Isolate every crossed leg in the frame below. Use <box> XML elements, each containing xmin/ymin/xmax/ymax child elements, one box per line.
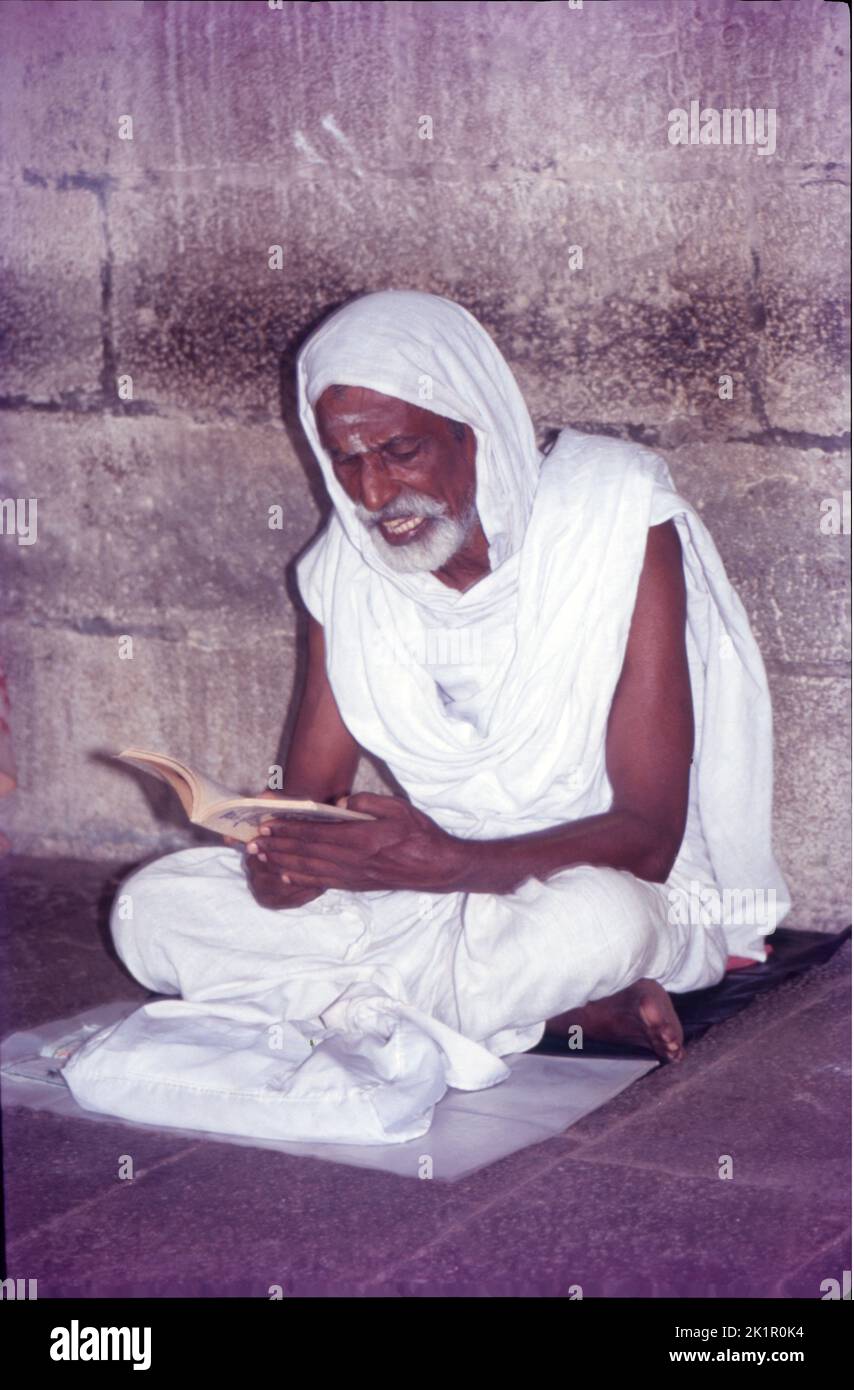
<box><xmin>455</xmin><ymin>862</ymin><xmax>729</xmax><ymax>1062</ymax></box>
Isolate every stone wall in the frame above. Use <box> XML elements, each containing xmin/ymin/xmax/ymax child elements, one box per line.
<box><xmin>0</xmin><ymin>0</ymin><xmax>849</xmax><ymax>928</ymax></box>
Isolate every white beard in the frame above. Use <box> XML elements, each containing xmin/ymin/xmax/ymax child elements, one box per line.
<box><xmin>353</xmin><ymin>487</ymin><xmax>479</xmax><ymax>574</ymax></box>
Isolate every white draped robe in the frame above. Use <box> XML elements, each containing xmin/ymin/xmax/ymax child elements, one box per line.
<box><xmin>63</xmin><ymin>292</ymin><xmax>789</xmax><ymax>1144</ymax></box>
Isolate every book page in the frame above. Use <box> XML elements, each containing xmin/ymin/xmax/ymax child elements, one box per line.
<box><xmin>118</xmin><ymin>748</ymin><xmax>239</xmax><ymax>820</ymax></box>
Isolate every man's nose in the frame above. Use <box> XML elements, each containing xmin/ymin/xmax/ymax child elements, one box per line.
<box><xmin>359</xmin><ymin>453</ymin><xmax>398</xmax><ymax>512</ymax></box>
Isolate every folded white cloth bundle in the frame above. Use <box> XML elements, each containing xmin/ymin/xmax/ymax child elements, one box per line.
<box><xmin>63</xmin><ymin>291</ymin><xmax>789</xmax><ymax>1145</ymax></box>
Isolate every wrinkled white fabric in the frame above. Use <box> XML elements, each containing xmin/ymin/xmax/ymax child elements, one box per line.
<box><xmin>295</xmin><ymin>291</ymin><xmax>790</xmax><ymax>956</ymax></box>
<box><xmin>63</xmin><ymin>290</ymin><xmax>790</xmax><ymax>1146</ymax></box>
<box><xmin>63</xmin><ymin>845</ymin><xmax>727</xmax><ymax>1144</ymax></box>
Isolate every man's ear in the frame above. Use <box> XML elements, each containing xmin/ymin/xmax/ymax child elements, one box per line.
<box><xmin>465</xmin><ymin>422</ymin><xmax>477</xmax><ymax>463</ymax></box>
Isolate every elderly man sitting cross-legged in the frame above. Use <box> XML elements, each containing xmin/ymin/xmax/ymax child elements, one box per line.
<box><xmin>63</xmin><ymin>290</ymin><xmax>789</xmax><ymax>1146</ymax></box>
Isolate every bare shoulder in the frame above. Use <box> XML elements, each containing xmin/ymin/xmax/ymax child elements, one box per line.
<box><xmin>645</xmin><ymin>517</ymin><xmax>683</xmax><ymax>565</ymax></box>
<box><xmin>635</xmin><ymin>519</ymin><xmax>686</xmax><ymax>605</ymax></box>
<box><xmin>622</xmin><ymin>519</ymin><xmax>688</xmax><ymax>674</ymax></box>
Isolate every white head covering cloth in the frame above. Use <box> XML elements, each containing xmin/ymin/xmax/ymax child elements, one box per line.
<box><xmin>296</xmin><ymin>289</ymin><xmax>541</xmax><ymax>616</ymax></box>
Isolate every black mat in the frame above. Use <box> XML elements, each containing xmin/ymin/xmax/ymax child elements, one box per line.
<box><xmin>530</xmin><ymin>926</ymin><xmax>852</xmax><ymax>1061</ymax></box>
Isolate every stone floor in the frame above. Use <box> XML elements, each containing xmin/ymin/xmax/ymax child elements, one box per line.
<box><xmin>0</xmin><ymin>855</ymin><xmax>850</xmax><ymax>1298</ymax></box>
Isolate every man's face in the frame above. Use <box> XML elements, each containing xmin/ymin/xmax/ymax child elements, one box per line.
<box><xmin>314</xmin><ymin>384</ymin><xmax>482</xmax><ymax>575</ymax></box>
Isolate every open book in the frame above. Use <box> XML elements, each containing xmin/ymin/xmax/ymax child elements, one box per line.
<box><xmin>116</xmin><ymin>748</ymin><xmax>375</xmax><ymax>843</ymax></box>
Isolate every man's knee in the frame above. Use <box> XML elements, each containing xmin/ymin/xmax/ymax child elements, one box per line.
<box><xmin>587</xmin><ymin>866</ymin><xmax>669</xmax><ymax>982</ymax></box>
<box><xmin>530</xmin><ymin>863</ymin><xmax>669</xmax><ymax>996</ymax></box>
<box><xmin>579</xmin><ymin>866</ymin><xmax>729</xmax><ymax>996</ymax></box>
<box><xmin>109</xmin><ymin>853</ymin><xmax>188</xmax><ymax>993</ymax></box>
<box><xmin>109</xmin><ymin>846</ymin><xmax>248</xmax><ymax>992</ymax></box>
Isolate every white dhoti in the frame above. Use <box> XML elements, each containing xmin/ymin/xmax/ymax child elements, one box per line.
<box><xmin>63</xmin><ymin>846</ymin><xmax>729</xmax><ymax>1145</ymax></box>
<box><xmin>64</xmin><ymin>291</ymin><xmax>789</xmax><ymax>1145</ymax></box>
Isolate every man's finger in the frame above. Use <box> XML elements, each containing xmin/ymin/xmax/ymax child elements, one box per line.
<box><xmin>252</xmin><ymin>856</ymin><xmax>344</xmax><ymax>892</ymax></box>
<box><xmin>259</xmin><ymin>829</ymin><xmax>365</xmax><ymax>862</ymax></box>
<box><xmin>247</xmin><ymin>868</ymin><xmax>286</xmax><ymax>896</ymax></box>
<box><xmin>247</xmin><ymin>854</ymin><xmax>332</xmax><ymax>892</ymax></box>
<box><xmin>259</xmin><ymin>817</ymin><xmax>373</xmax><ymax>846</ymax></box>
<box><xmin>345</xmin><ymin>792</ymin><xmax>401</xmax><ymax>816</ymax></box>
<box><xmin>261</xmin><ymin>845</ymin><xmax>357</xmax><ymax>881</ymax></box>
<box><xmin>247</xmin><ymin>866</ymin><xmax>324</xmax><ymax>906</ymax></box>
<box><xmin>246</xmin><ymin>858</ymin><xmax>291</xmax><ymax>887</ymax></box>
<box><xmin>250</xmin><ymin>850</ymin><xmax>355</xmax><ymax>890</ymax></box>
<box><xmin>276</xmin><ymin>868</ymin><xmax>352</xmax><ymax>890</ymax></box>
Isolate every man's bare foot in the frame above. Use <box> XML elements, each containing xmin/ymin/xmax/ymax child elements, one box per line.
<box><xmin>545</xmin><ymin>979</ymin><xmax>685</xmax><ymax>1063</ymax></box>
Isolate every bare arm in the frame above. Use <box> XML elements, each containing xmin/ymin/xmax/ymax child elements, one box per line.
<box><xmin>454</xmin><ymin>518</ymin><xmax>694</xmax><ymax>890</ymax></box>
<box><xmin>279</xmin><ymin>615</ymin><xmax>361</xmax><ymax>804</ymax></box>
<box><xmin>245</xmin><ymin>615</ymin><xmax>361</xmax><ymax>909</ymax></box>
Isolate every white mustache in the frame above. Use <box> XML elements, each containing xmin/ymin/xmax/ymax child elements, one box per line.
<box><xmin>354</xmin><ymin>494</ymin><xmax>448</xmax><ymax>526</ymax></box>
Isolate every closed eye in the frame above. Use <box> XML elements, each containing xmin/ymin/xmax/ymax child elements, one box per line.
<box><xmin>330</xmin><ymin>437</ymin><xmax>423</xmax><ymax>464</ymax></box>
<box><xmin>385</xmin><ymin>443</ymin><xmax>421</xmax><ymax>461</ymax></box>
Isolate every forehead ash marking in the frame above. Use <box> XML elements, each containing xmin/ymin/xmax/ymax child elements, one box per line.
<box><xmin>339</xmin><ymin>430</ymin><xmax>370</xmax><ymax>453</ymax></box>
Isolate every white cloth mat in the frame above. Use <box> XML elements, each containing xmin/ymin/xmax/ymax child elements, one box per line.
<box><xmin>1</xmin><ymin>1000</ymin><xmax>657</xmax><ymax>1182</ymax></box>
